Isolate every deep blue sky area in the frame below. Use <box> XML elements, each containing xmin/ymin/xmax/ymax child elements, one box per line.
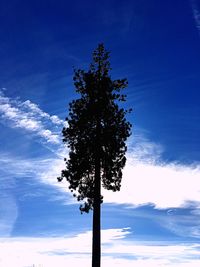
<box><xmin>0</xmin><ymin>0</ymin><xmax>199</xmax><ymax>162</ymax></box>
<box><xmin>0</xmin><ymin>1</ymin><xmax>200</xmax><ymax>266</ymax></box>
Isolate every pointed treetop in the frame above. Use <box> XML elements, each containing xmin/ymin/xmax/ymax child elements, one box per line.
<box><xmin>90</xmin><ymin>43</ymin><xmax>111</xmax><ymax>77</ymax></box>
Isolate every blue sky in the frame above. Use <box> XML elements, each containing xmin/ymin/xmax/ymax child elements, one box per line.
<box><xmin>0</xmin><ymin>0</ymin><xmax>200</xmax><ymax>266</ymax></box>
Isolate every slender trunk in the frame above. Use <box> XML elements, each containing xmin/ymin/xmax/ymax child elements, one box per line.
<box><xmin>92</xmin><ymin>168</ymin><xmax>101</xmax><ymax>267</ymax></box>
<box><xmin>92</xmin><ymin>120</ymin><xmax>101</xmax><ymax>267</ymax></box>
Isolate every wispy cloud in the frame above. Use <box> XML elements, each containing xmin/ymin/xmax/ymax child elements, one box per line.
<box><xmin>0</xmin><ymin>155</ymin><xmax>68</xmax><ymax>197</ymax></box>
<box><xmin>0</xmin><ymin>155</ymin><xmax>68</xmax><ymax>237</ymax></box>
<box><xmin>5</xmin><ymin>140</ymin><xmax>200</xmax><ymax>212</ymax></box>
<box><xmin>0</xmin><ymin>88</ymin><xmax>65</xmax><ymax>145</ymax></box>
<box><xmin>34</xmin><ymin>132</ymin><xmax>200</xmax><ymax>212</ymax></box>
<box><xmin>1</xmin><ymin>88</ymin><xmax>200</xmax><ymax>240</ymax></box>
<box><xmin>190</xmin><ymin>0</ymin><xmax>200</xmax><ymax>35</ymax></box>
<box><xmin>157</xmin><ymin>205</ymin><xmax>200</xmax><ymax>239</ymax></box>
<box><xmin>0</xmin><ymin>88</ymin><xmax>67</xmax><ymax>237</ymax></box>
<box><xmin>2</xmin><ymin>136</ymin><xmax>199</xmax><ymax>239</ymax></box>
<box><xmin>1</xmin><ymin>125</ymin><xmax>200</xmax><ymax>211</ymax></box>
<box><xmin>0</xmin><ymin>228</ymin><xmax>199</xmax><ymax>267</ymax></box>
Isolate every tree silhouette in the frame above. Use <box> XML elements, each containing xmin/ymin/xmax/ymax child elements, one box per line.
<box><xmin>58</xmin><ymin>44</ymin><xmax>132</xmax><ymax>267</ymax></box>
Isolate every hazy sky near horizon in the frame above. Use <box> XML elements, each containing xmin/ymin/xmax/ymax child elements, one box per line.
<box><xmin>0</xmin><ymin>0</ymin><xmax>200</xmax><ymax>266</ymax></box>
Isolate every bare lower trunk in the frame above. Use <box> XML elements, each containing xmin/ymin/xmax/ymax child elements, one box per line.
<box><xmin>92</xmin><ymin>187</ymin><xmax>101</xmax><ymax>267</ymax></box>
<box><xmin>92</xmin><ymin>140</ymin><xmax>101</xmax><ymax>267</ymax></box>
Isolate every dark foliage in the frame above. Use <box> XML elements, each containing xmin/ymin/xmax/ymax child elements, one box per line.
<box><xmin>58</xmin><ymin>44</ymin><xmax>132</xmax><ymax>213</ymax></box>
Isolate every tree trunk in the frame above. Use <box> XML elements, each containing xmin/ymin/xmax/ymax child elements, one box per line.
<box><xmin>92</xmin><ymin>59</ymin><xmax>102</xmax><ymax>267</ymax></box>
<box><xmin>92</xmin><ymin>153</ymin><xmax>101</xmax><ymax>267</ymax></box>
<box><xmin>92</xmin><ymin>115</ymin><xmax>101</xmax><ymax>267</ymax></box>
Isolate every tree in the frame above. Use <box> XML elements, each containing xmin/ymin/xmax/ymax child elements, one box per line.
<box><xmin>58</xmin><ymin>44</ymin><xmax>132</xmax><ymax>267</ymax></box>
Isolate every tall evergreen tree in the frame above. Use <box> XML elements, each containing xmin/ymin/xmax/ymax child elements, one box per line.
<box><xmin>58</xmin><ymin>44</ymin><xmax>132</xmax><ymax>267</ymax></box>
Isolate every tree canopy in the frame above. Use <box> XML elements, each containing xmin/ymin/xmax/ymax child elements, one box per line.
<box><xmin>58</xmin><ymin>44</ymin><xmax>132</xmax><ymax>213</ymax></box>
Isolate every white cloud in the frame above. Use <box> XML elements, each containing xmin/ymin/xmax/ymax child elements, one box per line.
<box><xmin>0</xmin><ymin>155</ymin><xmax>67</xmax><ymax>194</ymax></box>
<box><xmin>50</xmin><ymin>115</ymin><xmax>64</xmax><ymax>125</ymax></box>
<box><xmin>3</xmin><ymin>89</ymin><xmax>200</xmax><ymax>211</ymax></box>
<box><xmin>0</xmin><ymin>229</ymin><xmax>199</xmax><ymax>267</ymax></box>
<box><xmin>16</xmin><ymin>146</ymin><xmax>200</xmax><ymax>240</ymax></box>
<box><xmin>0</xmin><ymin>128</ymin><xmax>200</xmax><ymax>241</ymax></box>
<box><xmin>127</xmin><ymin>133</ymin><xmax>163</xmax><ymax>164</ymax></box>
<box><xmin>22</xmin><ymin>100</ymin><xmax>49</xmax><ymax>117</ymax></box>
<box><xmin>103</xmin><ymin>156</ymin><xmax>200</xmax><ymax>209</ymax></box>
<box><xmin>1</xmin><ymin>88</ymin><xmax>200</xmax><ymax>242</ymax></box>
<box><xmin>95</xmin><ymin>133</ymin><xmax>200</xmax><ymax>209</ymax></box>
<box><xmin>1</xmin><ymin>132</ymin><xmax>200</xmax><ymax>214</ymax></box>
<box><xmin>22</xmin><ymin>100</ymin><xmax>64</xmax><ymax>125</ymax></box>
<box><xmin>16</xmin><ymin>117</ymin><xmax>41</xmax><ymax>131</ymax></box>
<box><xmin>0</xmin><ymin>89</ymin><xmax>65</xmax><ymax>145</ymax></box>
<box><xmin>40</xmin><ymin>129</ymin><xmax>60</xmax><ymax>143</ymax></box>
<box><xmin>0</xmin><ymin>149</ymin><xmax>200</xmax><ymax>241</ymax></box>
<box><xmin>34</xmin><ymin>134</ymin><xmax>200</xmax><ymax>210</ymax></box>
